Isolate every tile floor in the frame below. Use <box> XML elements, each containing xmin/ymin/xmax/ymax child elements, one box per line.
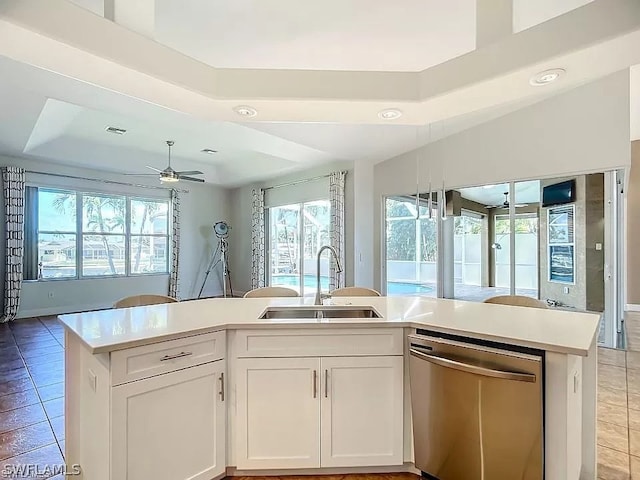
<box><xmin>1</xmin><ymin>313</ymin><xmax>639</xmax><ymax>479</ymax></box>
<box><xmin>0</xmin><ymin>316</ymin><xmax>65</xmax><ymax>479</ymax></box>
<box><xmin>597</xmin><ymin>311</ymin><xmax>640</xmax><ymax>479</ymax></box>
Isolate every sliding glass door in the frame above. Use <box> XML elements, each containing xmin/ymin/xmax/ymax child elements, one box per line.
<box><xmin>268</xmin><ymin>200</ymin><xmax>330</xmax><ymax>296</ymax></box>
<box><xmin>453</xmin><ymin>213</ymin><xmax>485</xmax><ymax>300</ymax></box>
<box><xmin>384</xmin><ymin>196</ymin><xmax>437</xmax><ymax>297</ymax></box>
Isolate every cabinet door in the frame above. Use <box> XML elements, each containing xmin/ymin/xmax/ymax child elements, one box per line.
<box><xmin>112</xmin><ymin>360</ymin><xmax>226</xmax><ymax>480</ymax></box>
<box><xmin>236</xmin><ymin>357</ymin><xmax>321</xmax><ymax>469</ymax></box>
<box><xmin>321</xmin><ymin>356</ymin><xmax>403</xmax><ymax>467</ymax></box>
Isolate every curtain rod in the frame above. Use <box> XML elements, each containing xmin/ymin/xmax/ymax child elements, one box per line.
<box><xmin>262</xmin><ymin>170</ymin><xmax>347</xmax><ymax>192</ymax></box>
<box><xmin>24</xmin><ymin>170</ymin><xmax>189</xmax><ymax>193</ymax></box>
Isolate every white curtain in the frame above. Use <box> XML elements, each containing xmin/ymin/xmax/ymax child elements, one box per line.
<box><xmin>1</xmin><ymin>166</ymin><xmax>26</xmax><ymax>322</ymax></box>
<box><xmin>250</xmin><ymin>188</ymin><xmax>266</xmax><ymax>290</ymax></box>
<box><xmin>168</xmin><ymin>189</ymin><xmax>181</xmax><ymax>299</ymax></box>
<box><xmin>329</xmin><ymin>171</ymin><xmax>346</xmax><ymax>290</ymax></box>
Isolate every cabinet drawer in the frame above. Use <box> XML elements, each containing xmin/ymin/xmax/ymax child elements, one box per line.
<box><xmin>111</xmin><ymin>331</ymin><xmax>225</xmax><ymax>385</ymax></box>
<box><xmin>235</xmin><ymin>328</ymin><xmax>403</xmax><ymax>358</ymax></box>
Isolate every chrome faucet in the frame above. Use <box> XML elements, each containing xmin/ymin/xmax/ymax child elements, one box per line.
<box><xmin>315</xmin><ymin>245</ymin><xmax>343</xmax><ymax>305</ymax></box>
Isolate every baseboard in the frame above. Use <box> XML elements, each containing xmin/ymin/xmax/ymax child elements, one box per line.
<box><xmin>228</xmin><ymin>462</ymin><xmax>419</xmax><ymax>476</ymax></box>
<box><xmin>626</xmin><ymin>304</ymin><xmax>640</xmax><ymax>312</ymax></box>
<box><xmin>17</xmin><ymin>302</ymin><xmax>112</xmax><ymax>319</ymax></box>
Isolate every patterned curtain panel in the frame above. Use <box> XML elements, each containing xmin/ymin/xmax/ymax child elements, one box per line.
<box><xmin>329</xmin><ymin>171</ymin><xmax>346</xmax><ymax>290</ymax></box>
<box><xmin>1</xmin><ymin>167</ymin><xmax>26</xmax><ymax>323</ymax></box>
<box><xmin>250</xmin><ymin>188</ymin><xmax>266</xmax><ymax>290</ymax></box>
<box><xmin>168</xmin><ymin>189</ymin><xmax>181</xmax><ymax>299</ymax></box>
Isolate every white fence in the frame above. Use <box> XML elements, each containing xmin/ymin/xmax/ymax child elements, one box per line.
<box><xmin>387</xmin><ymin>233</ymin><xmax>538</xmax><ymax>290</ymax></box>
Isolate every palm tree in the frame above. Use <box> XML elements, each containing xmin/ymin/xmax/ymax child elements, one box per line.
<box><xmin>53</xmin><ymin>193</ymin><xmax>125</xmax><ymax>275</ymax></box>
<box><xmin>132</xmin><ymin>201</ymin><xmax>161</xmax><ymax>272</ymax></box>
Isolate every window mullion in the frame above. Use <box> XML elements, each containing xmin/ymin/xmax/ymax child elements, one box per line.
<box><xmin>77</xmin><ymin>192</ymin><xmax>82</xmax><ymax>279</ymax></box>
<box><xmin>299</xmin><ymin>203</ymin><xmax>304</xmax><ymax>296</ymax></box>
<box><xmin>125</xmin><ymin>197</ymin><xmax>131</xmax><ymax>277</ymax></box>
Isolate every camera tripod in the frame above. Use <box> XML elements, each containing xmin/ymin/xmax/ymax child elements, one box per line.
<box><xmin>197</xmin><ymin>236</ymin><xmax>233</xmax><ymax>298</ymax></box>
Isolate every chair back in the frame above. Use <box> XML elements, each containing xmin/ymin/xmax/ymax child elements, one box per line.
<box><xmin>331</xmin><ymin>287</ymin><xmax>381</xmax><ymax>297</ymax></box>
<box><xmin>114</xmin><ymin>294</ymin><xmax>178</xmax><ymax>309</ymax></box>
<box><xmin>244</xmin><ymin>287</ymin><xmax>299</xmax><ymax>298</ymax></box>
<box><xmin>483</xmin><ymin>295</ymin><xmax>548</xmax><ymax>309</ymax></box>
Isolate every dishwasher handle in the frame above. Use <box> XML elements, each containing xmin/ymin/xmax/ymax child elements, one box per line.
<box><xmin>409</xmin><ymin>348</ymin><xmax>536</xmax><ymax>383</ymax></box>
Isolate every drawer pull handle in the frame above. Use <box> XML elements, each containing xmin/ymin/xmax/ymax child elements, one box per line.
<box><xmin>160</xmin><ymin>351</ymin><xmax>193</xmax><ymax>361</ymax></box>
<box><xmin>219</xmin><ymin>372</ymin><xmax>225</xmax><ymax>402</ymax></box>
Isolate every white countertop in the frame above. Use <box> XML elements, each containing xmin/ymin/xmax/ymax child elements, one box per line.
<box><xmin>58</xmin><ymin>296</ymin><xmax>601</xmax><ymax>356</ymax></box>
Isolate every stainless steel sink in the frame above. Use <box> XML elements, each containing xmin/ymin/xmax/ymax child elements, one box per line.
<box><xmin>259</xmin><ymin>306</ymin><xmax>380</xmax><ymax>320</ymax></box>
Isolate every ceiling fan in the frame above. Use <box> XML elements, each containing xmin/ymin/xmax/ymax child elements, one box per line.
<box><xmin>126</xmin><ymin>141</ymin><xmax>205</xmax><ymax>183</ymax></box>
<box><xmin>486</xmin><ymin>192</ymin><xmax>527</xmax><ymax>209</ymax></box>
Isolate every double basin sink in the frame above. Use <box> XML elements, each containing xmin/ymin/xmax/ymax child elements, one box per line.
<box><xmin>259</xmin><ymin>305</ymin><xmax>380</xmax><ymax>320</ymax></box>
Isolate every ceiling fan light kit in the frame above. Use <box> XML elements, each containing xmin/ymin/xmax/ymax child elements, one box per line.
<box><xmin>125</xmin><ymin>140</ymin><xmax>206</xmax><ymax>183</ymax></box>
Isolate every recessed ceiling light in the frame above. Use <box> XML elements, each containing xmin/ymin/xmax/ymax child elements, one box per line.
<box><xmin>105</xmin><ymin>126</ymin><xmax>127</xmax><ymax>135</ymax></box>
<box><xmin>529</xmin><ymin>68</ymin><xmax>565</xmax><ymax>86</ymax></box>
<box><xmin>201</xmin><ymin>148</ymin><xmax>218</xmax><ymax>155</ymax></box>
<box><xmin>233</xmin><ymin>105</ymin><xmax>258</xmax><ymax>117</ymax></box>
<box><xmin>378</xmin><ymin>108</ymin><xmax>403</xmax><ymax>120</ymax></box>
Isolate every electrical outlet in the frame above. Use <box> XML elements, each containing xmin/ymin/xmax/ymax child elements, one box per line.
<box><xmin>595</xmin><ymin>243</ymin><xmax>602</xmax><ymax>251</ymax></box>
<box><xmin>48</xmin><ymin>291</ymin><xmax>54</xmax><ymax>299</ymax></box>
<box><xmin>563</xmin><ymin>286</ymin><xmax>570</xmax><ymax>294</ymax></box>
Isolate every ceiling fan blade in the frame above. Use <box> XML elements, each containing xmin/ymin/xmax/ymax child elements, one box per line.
<box><xmin>179</xmin><ymin>176</ymin><xmax>205</xmax><ymax>183</ymax></box>
<box><xmin>123</xmin><ymin>173</ymin><xmax>160</xmax><ymax>176</ymax></box>
<box><xmin>145</xmin><ymin>165</ymin><xmax>163</xmax><ymax>173</ymax></box>
<box><xmin>175</xmin><ymin>170</ymin><xmax>204</xmax><ymax>176</ymax></box>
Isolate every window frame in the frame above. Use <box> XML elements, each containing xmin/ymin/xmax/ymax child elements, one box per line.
<box><xmin>31</xmin><ymin>187</ymin><xmax>171</xmax><ymax>282</ymax></box>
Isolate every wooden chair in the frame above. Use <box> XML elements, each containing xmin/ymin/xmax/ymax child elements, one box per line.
<box><xmin>483</xmin><ymin>295</ymin><xmax>548</xmax><ymax>309</ymax></box>
<box><xmin>114</xmin><ymin>294</ymin><xmax>178</xmax><ymax>309</ymax></box>
<box><xmin>243</xmin><ymin>287</ymin><xmax>299</xmax><ymax>298</ymax></box>
<box><xmin>330</xmin><ymin>287</ymin><xmax>381</xmax><ymax>297</ymax></box>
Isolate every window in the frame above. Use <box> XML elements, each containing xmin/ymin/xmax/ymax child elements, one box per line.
<box><xmin>267</xmin><ymin>200</ymin><xmax>330</xmax><ymax>296</ymax></box>
<box><xmin>31</xmin><ymin>188</ymin><xmax>170</xmax><ymax>280</ymax></box>
<box><xmin>130</xmin><ymin>199</ymin><xmax>169</xmax><ymax>274</ymax></box>
<box><xmin>38</xmin><ymin>189</ymin><xmax>77</xmax><ymax>279</ymax></box>
<box><xmin>384</xmin><ymin>196</ymin><xmax>438</xmax><ymax>297</ymax></box>
<box><xmin>82</xmin><ymin>194</ymin><xmax>126</xmax><ymax>276</ymax></box>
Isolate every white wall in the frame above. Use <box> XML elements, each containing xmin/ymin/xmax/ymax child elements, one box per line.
<box><xmin>229</xmin><ymin>161</ymin><xmax>354</xmax><ymax>295</ymax></box>
<box><xmin>0</xmin><ymin>154</ymin><xmax>231</xmax><ymax>318</ymax></box>
<box><xmin>372</xmin><ymin>71</ymin><xmax>631</xmax><ymax>290</ymax></box>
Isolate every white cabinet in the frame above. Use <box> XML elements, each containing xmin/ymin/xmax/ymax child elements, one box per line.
<box><xmin>236</xmin><ymin>357</ymin><xmax>321</xmax><ymax>469</ymax></box>
<box><xmin>112</xmin><ymin>360</ymin><xmax>226</xmax><ymax>480</ymax></box>
<box><xmin>236</xmin><ymin>355</ymin><xmax>403</xmax><ymax>470</ymax></box>
<box><xmin>321</xmin><ymin>356</ymin><xmax>404</xmax><ymax>467</ymax></box>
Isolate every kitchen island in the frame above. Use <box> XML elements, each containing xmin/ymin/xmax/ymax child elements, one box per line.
<box><xmin>59</xmin><ymin>295</ymin><xmax>600</xmax><ymax>480</ymax></box>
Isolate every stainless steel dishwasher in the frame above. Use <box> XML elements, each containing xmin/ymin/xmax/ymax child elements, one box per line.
<box><xmin>408</xmin><ymin>331</ymin><xmax>544</xmax><ymax>480</ymax></box>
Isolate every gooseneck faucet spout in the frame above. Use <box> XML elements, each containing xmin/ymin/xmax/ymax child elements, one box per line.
<box><xmin>315</xmin><ymin>245</ymin><xmax>343</xmax><ymax>305</ymax></box>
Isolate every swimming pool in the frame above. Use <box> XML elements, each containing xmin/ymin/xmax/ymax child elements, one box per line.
<box><xmin>271</xmin><ymin>275</ymin><xmax>434</xmax><ymax>295</ymax></box>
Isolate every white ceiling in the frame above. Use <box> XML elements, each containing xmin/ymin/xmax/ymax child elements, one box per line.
<box><xmin>459</xmin><ymin>181</ymin><xmax>541</xmax><ymax>206</ymax></box>
<box><xmin>512</xmin><ymin>0</ymin><xmax>593</xmax><ymax>33</ymax></box>
<box><xmin>68</xmin><ymin>0</ymin><xmax>595</xmax><ymax>72</ymax></box>
<box><xmin>153</xmin><ymin>0</ymin><xmax>476</xmax><ymax>72</ymax></box>
<box><xmin>0</xmin><ymin>0</ymin><xmax>638</xmax><ymax>187</ymax></box>
<box><xmin>0</xmin><ymin>53</ymin><xmax>570</xmax><ymax>187</ymax></box>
